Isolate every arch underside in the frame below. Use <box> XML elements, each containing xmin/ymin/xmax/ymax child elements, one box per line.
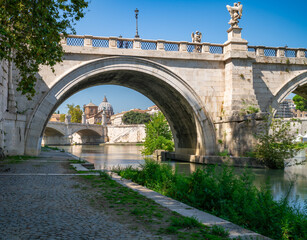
<box><xmin>271</xmin><ymin>71</ymin><xmax>307</xmax><ymax>110</ymax></box>
<box><xmin>59</xmin><ymin>71</ymin><xmax>199</xmax><ymax>153</ymax></box>
<box><xmin>293</xmin><ymin>84</ymin><xmax>307</xmax><ymax>99</ymax></box>
<box><xmin>25</xmin><ymin>57</ymin><xmax>216</xmax><ymax>156</ymax></box>
<box><xmin>44</xmin><ymin>127</ymin><xmax>65</xmax><ymax>136</ymax></box>
<box><xmin>74</xmin><ymin>129</ymin><xmax>101</xmax><ymax>137</ymax></box>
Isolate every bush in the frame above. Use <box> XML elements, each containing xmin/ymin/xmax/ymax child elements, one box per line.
<box><xmin>254</xmin><ymin>114</ymin><xmax>302</xmax><ymax>169</ymax></box>
<box><xmin>117</xmin><ymin>160</ymin><xmax>307</xmax><ymax>239</ymax></box>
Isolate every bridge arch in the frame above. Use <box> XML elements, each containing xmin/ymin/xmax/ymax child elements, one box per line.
<box><xmin>44</xmin><ymin>127</ymin><xmax>65</xmax><ymax>137</ymax></box>
<box><xmin>72</xmin><ymin>128</ymin><xmax>102</xmax><ymax>137</ymax></box>
<box><xmin>269</xmin><ymin>71</ymin><xmax>307</xmax><ymax>111</ymax></box>
<box><xmin>25</xmin><ymin>56</ymin><xmax>216</xmax><ymax>156</ymax></box>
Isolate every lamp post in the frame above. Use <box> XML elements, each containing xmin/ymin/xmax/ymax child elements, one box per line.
<box><xmin>134</xmin><ymin>8</ymin><xmax>140</xmax><ymax>38</ymax></box>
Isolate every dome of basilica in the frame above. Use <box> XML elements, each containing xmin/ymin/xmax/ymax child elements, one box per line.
<box><xmin>98</xmin><ymin>96</ymin><xmax>114</xmax><ymax>113</ymax></box>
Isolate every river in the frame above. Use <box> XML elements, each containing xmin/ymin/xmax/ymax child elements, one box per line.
<box><xmin>58</xmin><ymin>144</ymin><xmax>307</xmax><ymax>208</ymax></box>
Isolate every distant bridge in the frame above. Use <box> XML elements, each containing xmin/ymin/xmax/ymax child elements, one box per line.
<box><xmin>42</xmin><ymin>122</ymin><xmax>106</xmax><ymax>145</ymax></box>
<box><xmin>43</xmin><ymin>122</ymin><xmax>146</xmax><ymax>146</ymax></box>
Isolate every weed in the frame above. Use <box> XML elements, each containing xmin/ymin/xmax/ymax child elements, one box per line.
<box><xmin>210</xmin><ymin>225</ymin><xmax>229</xmax><ymax>237</ymax></box>
<box><xmin>217</xmin><ymin>150</ymin><xmax>230</xmax><ymax>157</ymax></box>
<box><xmin>170</xmin><ymin>216</ymin><xmax>202</xmax><ymax>229</ymax></box>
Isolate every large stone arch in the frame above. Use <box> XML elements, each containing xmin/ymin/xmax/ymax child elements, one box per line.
<box><xmin>25</xmin><ymin>56</ymin><xmax>216</xmax><ymax>156</ymax></box>
<box><xmin>269</xmin><ymin>71</ymin><xmax>307</xmax><ymax>111</ymax></box>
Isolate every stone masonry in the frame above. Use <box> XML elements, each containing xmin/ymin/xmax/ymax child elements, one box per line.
<box><xmin>1</xmin><ymin>25</ymin><xmax>307</xmax><ymax>158</ymax></box>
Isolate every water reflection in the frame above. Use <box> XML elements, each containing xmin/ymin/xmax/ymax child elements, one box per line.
<box><xmin>61</xmin><ymin>144</ymin><xmax>144</xmax><ymax>170</ymax></box>
<box><xmin>58</xmin><ymin>144</ymin><xmax>307</xmax><ymax>207</ymax></box>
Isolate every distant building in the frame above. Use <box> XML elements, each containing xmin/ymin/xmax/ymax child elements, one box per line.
<box><xmin>49</xmin><ymin>100</ymin><xmax>160</xmax><ymax>125</ymax></box>
<box><xmin>84</xmin><ymin>96</ymin><xmax>114</xmax><ymax>124</ymax></box>
<box><xmin>49</xmin><ymin>114</ymin><xmax>61</xmax><ymax>122</ymax></box>
<box><xmin>275</xmin><ymin>99</ymin><xmax>307</xmax><ymax>118</ymax></box>
<box><xmin>275</xmin><ymin>99</ymin><xmax>296</xmax><ymax>118</ymax></box>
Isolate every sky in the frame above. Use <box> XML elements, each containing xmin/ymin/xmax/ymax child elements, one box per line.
<box><xmin>56</xmin><ymin>0</ymin><xmax>307</xmax><ymax>114</ymax></box>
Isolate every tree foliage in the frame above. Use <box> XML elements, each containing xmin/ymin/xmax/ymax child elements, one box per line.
<box><xmin>59</xmin><ymin>113</ymin><xmax>65</xmax><ymax>122</ymax></box>
<box><xmin>0</xmin><ymin>0</ymin><xmax>88</xmax><ymax>99</ymax></box>
<box><xmin>122</xmin><ymin>111</ymin><xmax>151</xmax><ymax>124</ymax></box>
<box><xmin>293</xmin><ymin>95</ymin><xmax>307</xmax><ymax>111</ymax></box>
<box><xmin>254</xmin><ymin>113</ymin><xmax>301</xmax><ymax>169</ymax></box>
<box><xmin>142</xmin><ymin>112</ymin><xmax>174</xmax><ymax>155</ymax></box>
<box><xmin>67</xmin><ymin>104</ymin><xmax>82</xmax><ymax>123</ymax></box>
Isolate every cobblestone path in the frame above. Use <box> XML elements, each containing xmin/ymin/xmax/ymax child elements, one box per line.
<box><xmin>0</xmin><ymin>152</ymin><xmax>159</xmax><ymax>240</ymax></box>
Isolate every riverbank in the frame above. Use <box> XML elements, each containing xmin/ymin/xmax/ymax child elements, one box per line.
<box><xmin>0</xmin><ymin>150</ymin><xmax>234</xmax><ymax>239</ymax></box>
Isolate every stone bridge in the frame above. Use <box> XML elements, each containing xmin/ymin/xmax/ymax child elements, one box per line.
<box><xmin>1</xmin><ymin>23</ymin><xmax>307</xmax><ymax>158</ymax></box>
<box><xmin>42</xmin><ymin>122</ymin><xmax>106</xmax><ymax>145</ymax></box>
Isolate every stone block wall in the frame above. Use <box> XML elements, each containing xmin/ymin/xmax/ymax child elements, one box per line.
<box><xmin>107</xmin><ymin>125</ymin><xmax>146</xmax><ymax>143</ymax></box>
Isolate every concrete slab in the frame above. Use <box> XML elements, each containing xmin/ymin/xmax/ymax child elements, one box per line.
<box><xmin>71</xmin><ymin>164</ymin><xmax>90</xmax><ymax>171</ymax></box>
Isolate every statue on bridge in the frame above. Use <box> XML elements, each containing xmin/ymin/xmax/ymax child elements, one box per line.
<box><xmin>226</xmin><ymin>2</ymin><xmax>243</xmax><ymax>28</ymax></box>
<box><xmin>191</xmin><ymin>31</ymin><xmax>202</xmax><ymax>52</ymax></box>
<box><xmin>191</xmin><ymin>31</ymin><xmax>202</xmax><ymax>43</ymax></box>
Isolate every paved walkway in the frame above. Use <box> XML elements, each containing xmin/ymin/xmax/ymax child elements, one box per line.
<box><xmin>0</xmin><ymin>152</ymin><xmax>159</xmax><ymax>240</ymax></box>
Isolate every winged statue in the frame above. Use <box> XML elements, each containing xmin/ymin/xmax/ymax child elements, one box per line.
<box><xmin>191</xmin><ymin>31</ymin><xmax>202</xmax><ymax>43</ymax></box>
<box><xmin>226</xmin><ymin>2</ymin><xmax>243</xmax><ymax>27</ymax></box>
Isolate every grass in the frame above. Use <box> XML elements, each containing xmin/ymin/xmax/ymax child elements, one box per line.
<box><xmin>0</xmin><ymin>155</ymin><xmax>37</xmax><ymax>164</ymax></box>
<box><xmin>41</xmin><ymin>145</ymin><xmax>64</xmax><ymax>152</ymax></box>
<box><xmin>74</xmin><ymin>170</ymin><xmax>230</xmax><ymax>239</ymax></box>
<box><xmin>115</xmin><ymin>159</ymin><xmax>307</xmax><ymax>239</ymax></box>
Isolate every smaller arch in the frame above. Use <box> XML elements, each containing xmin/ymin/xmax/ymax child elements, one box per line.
<box><xmin>44</xmin><ymin>127</ymin><xmax>65</xmax><ymax>136</ymax></box>
<box><xmin>73</xmin><ymin>128</ymin><xmax>102</xmax><ymax>137</ymax></box>
<box><xmin>268</xmin><ymin>71</ymin><xmax>307</xmax><ymax>111</ymax></box>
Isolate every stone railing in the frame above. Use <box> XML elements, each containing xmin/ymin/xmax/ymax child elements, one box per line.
<box><xmin>60</xmin><ymin>35</ymin><xmax>307</xmax><ymax>59</ymax></box>
<box><xmin>60</xmin><ymin>35</ymin><xmax>224</xmax><ymax>54</ymax></box>
<box><xmin>248</xmin><ymin>46</ymin><xmax>307</xmax><ymax>58</ymax></box>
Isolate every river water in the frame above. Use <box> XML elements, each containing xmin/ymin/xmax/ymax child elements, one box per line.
<box><xmin>58</xmin><ymin>144</ymin><xmax>307</xmax><ymax>207</ymax></box>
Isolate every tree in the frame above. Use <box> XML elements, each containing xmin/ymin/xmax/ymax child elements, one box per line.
<box><xmin>293</xmin><ymin>95</ymin><xmax>307</xmax><ymax>111</ymax></box>
<box><xmin>254</xmin><ymin>112</ymin><xmax>301</xmax><ymax>169</ymax></box>
<box><xmin>142</xmin><ymin>112</ymin><xmax>174</xmax><ymax>155</ymax></box>
<box><xmin>67</xmin><ymin>104</ymin><xmax>82</xmax><ymax>123</ymax></box>
<box><xmin>59</xmin><ymin>114</ymin><xmax>65</xmax><ymax>122</ymax></box>
<box><xmin>0</xmin><ymin>0</ymin><xmax>88</xmax><ymax>99</ymax></box>
<box><xmin>122</xmin><ymin>111</ymin><xmax>151</xmax><ymax>124</ymax></box>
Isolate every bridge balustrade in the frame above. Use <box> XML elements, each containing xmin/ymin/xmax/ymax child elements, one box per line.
<box><xmin>248</xmin><ymin>46</ymin><xmax>307</xmax><ymax>58</ymax></box>
<box><xmin>61</xmin><ymin>35</ymin><xmax>307</xmax><ymax>59</ymax></box>
<box><xmin>60</xmin><ymin>35</ymin><xmax>225</xmax><ymax>55</ymax></box>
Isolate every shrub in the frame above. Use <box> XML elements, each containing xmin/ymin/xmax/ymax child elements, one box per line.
<box><xmin>117</xmin><ymin>160</ymin><xmax>307</xmax><ymax>239</ymax></box>
<box><xmin>254</xmin><ymin>113</ymin><xmax>301</xmax><ymax>169</ymax></box>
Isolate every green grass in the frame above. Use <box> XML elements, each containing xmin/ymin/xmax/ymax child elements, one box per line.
<box><xmin>41</xmin><ymin>145</ymin><xmax>64</xmax><ymax>152</ymax></box>
<box><xmin>1</xmin><ymin>155</ymin><xmax>37</xmax><ymax>164</ymax></box>
<box><xmin>76</xmin><ymin>170</ymin><xmax>230</xmax><ymax>239</ymax></box>
<box><xmin>116</xmin><ymin>159</ymin><xmax>307</xmax><ymax>239</ymax></box>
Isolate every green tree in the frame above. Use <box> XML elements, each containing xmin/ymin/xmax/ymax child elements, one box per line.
<box><xmin>67</xmin><ymin>104</ymin><xmax>82</xmax><ymax>123</ymax></box>
<box><xmin>0</xmin><ymin>0</ymin><xmax>88</xmax><ymax>99</ymax></box>
<box><xmin>254</xmin><ymin>112</ymin><xmax>301</xmax><ymax>169</ymax></box>
<box><xmin>122</xmin><ymin>111</ymin><xmax>151</xmax><ymax>124</ymax></box>
<box><xmin>59</xmin><ymin>114</ymin><xmax>65</xmax><ymax>122</ymax></box>
<box><xmin>293</xmin><ymin>95</ymin><xmax>307</xmax><ymax>111</ymax></box>
<box><xmin>142</xmin><ymin>112</ymin><xmax>174</xmax><ymax>155</ymax></box>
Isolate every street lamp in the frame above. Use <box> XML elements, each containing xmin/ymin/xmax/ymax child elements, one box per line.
<box><xmin>135</xmin><ymin>8</ymin><xmax>140</xmax><ymax>38</ymax></box>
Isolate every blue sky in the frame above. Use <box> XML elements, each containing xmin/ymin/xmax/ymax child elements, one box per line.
<box><xmin>56</xmin><ymin>0</ymin><xmax>307</xmax><ymax>114</ymax></box>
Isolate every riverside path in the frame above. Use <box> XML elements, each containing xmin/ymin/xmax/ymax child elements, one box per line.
<box><xmin>0</xmin><ymin>151</ymin><xmax>162</xmax><ymax>240</ymax></box>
